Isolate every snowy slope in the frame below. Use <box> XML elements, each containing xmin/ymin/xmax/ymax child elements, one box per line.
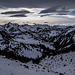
<box><xmin>0</xmin><ymin>55</ymin><xmax>58</xmax><ymax>75</ymax></box>
<box><xmin>0</xmin><ymin>51</ymin><xmax>75</xmax><ymax>75</ymax></box>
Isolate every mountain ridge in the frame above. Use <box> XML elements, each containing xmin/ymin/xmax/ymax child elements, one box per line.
<box><xmin>0</xmin><ymin>22</ymin><xmax>75</xmax><ymax>63</ymax></box>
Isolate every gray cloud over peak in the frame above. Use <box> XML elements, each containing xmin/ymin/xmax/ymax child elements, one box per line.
<box><xmin>1</xmin><ymin>10</ymin><xmax>30</xmax><ymax>14</ymax></box>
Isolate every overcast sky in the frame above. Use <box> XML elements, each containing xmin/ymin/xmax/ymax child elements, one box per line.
<box><xmin>0</xmin><ymin>0</ymin><xmax>75</xmax><ymax>25</ymax></box>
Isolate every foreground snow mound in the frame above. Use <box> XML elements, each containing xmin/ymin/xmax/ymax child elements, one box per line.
<box><xmin>0</xmin><ymin>51</ymin><xmax>75</xmax><ymax>75</ymax></box>
<box><xmin>0</xmin><ymin>22</ymin><xmax>75</xmax><ymax>63</ymax></box>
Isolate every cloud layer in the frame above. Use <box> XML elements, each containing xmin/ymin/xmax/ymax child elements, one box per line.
<box><xmin>69</xmin><ymin>11</ymin><xmax>75</xmax><ymax>15</ymax></box>
<box><xmin>40</xmin><ymin>6</ymin><xmax>69</xmax><ymax>14</ymax></box>
<box><xmin>0</xmin><ymin>0</ymin><xmax>75</xmax><ymax>8</ymax></box>
<box><xmin>10</xmin><ymin>14</ymin><xmax>27</xmax><ymax>17</ymax></box>
<box><xmin>40</xmin><ymin>6</ymin><xmax>60</xmax><ymax>13</ymax></box>
<box><xmin>1</xmin><ymin>10</ymin><xmax>30</xmax><ymax>14</ymax></box>
<box><xmin>0</xmin><ymin>0</ymin><xmax>75</xmax><ymax>25</ymax></box>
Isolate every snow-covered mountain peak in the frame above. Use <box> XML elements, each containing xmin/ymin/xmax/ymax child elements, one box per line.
<box><xmin>0</xmin><ymin>23</ymin><xmax>75</xmax><ymax>63</ymax></box>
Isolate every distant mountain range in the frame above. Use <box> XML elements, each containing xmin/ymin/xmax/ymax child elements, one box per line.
<box><xmin>0</xmin><ymin>22</ymin><xmax>75</xmax><ymax>63</ymax></box>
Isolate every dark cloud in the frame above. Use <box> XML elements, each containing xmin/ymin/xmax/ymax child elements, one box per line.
<box><xmin>10</xmin><ymin>14</ymin><xmax>27</xmax><ymax>17</ymax></box>
<box><xmin>57</xmin><ymin>13</ymin><xmax>68</xmax><ymax>15</ymax></box>
<box><xmin>40</xmin><ymin>6</ymin><xmax>69</xmax><ymax>14</ymax></box>
<box><xmin>69</xmin><ymin>11</ymin><xmax>75</xmax><ymax>15</ymax></box>
<box><xmin>0</xmin><ymin>0</ymin><xmax>75</xmax><ymax>8</ymax></box>
<box><xmin>56</xmin><ymin>7</ymin><xmax>69</xmax><ymax>15</ymax></box>
<box><xmin>44</xmin><ymin>22</ymin><xmax>49</xmax><ymax>23</ymax></box>
<box><xmin>39</xmin><ymin>6</ymin><xmax>70</xmax><ymax>16</ymax></box>
<box><xmin>1</xmin><ymin>10</ymin><xmax>30</xmax><ymax>14</ymax></box>
<box><xmin>40</xmin><ymin>14</ymin><xmax>52</xmax><ymax>17</ymax></box>
<box><xmin>40</xmin><ymin>6</ymin><xmax>60</xmax><ymax>13</ymax></box>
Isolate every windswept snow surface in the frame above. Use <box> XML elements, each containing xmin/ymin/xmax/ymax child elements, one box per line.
<box><xmin>0</xmin><ymin>51</ymin><xmax>75</xmax><ymax>75</ymax></box>
<box><xmin>0</xmin><ymin>56</ymin><xmax>57</xmax><ymax>75</ymax></box>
